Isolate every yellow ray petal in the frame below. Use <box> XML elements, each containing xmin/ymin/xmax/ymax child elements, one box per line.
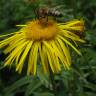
<box><xmin>27</xmin><ymin>43</ymin><xmax>35</xmax><ymax>75</ymax></box>
<box><xmin>65</xmin><ymin>19</ymin><xmax>84</xmax><ymax>27</ymax></box>
<box><xmin>56</xmin><ymin>38</ymin><xmax>71</xmax><ymax>66</ymax></box>
<box><xmin>27</xmin><ymin>42</ymin><xmax>38</xmax><ymax>75</ymax></box>
<box><xmin>32</xmin><ymin>42</ymin><xmax>39</xmax><ymax>75</ymax></box>
<box><xmin>43</xmin><ymin>41</ymin><xmax>67</xmax><ymax>70</ymax></box>
<box><xmin>59</xmin><ymin>30</ymin><xmax>85</xmax><ymax>43</ymax></box>
<box><xmin>4</xmin><ymin>37</ymin><xmax>25</xmax><ymax>54</ymax></box>
<box><xmin>4</xmin><ymin>41</ymin><xmax>29</xmax><ymax>66</ymax></box>
<box><xmin>0</xmin><ymin>33</ymin><xmax>24</xmax><ymax>48</ymax></box>
<box><xmin>0</xmin><ymin>31</ymin><xmax>21</xmax><ymax>38</ymax></box>
<box><xmin>39</xmin><ymin>42</ymin><xmax>47</xmax><ymax>73</ymax></box>
<box><xmin>46</xmin><ymin>47</ymin><xmax>55</xmax><ymax>73</ymax></box>
<box><xmin>42</xmin><ymin>43</ymin><xmax>49</xmax><ymax>72</ymax></box>
<box><xmin>58</xmin><ymin>35</ymin><xmax>81</xmax><ymax>55</ymax></box>
<box><xmin>50</xmin><ymin>41</ymin><xmax>61</xmax><ymax>71</ymax></box>
<box><xmin>16</xmin><ymin>41</ymin><xmax>33</xmax><ymax>73</ymax></box>
<box><xmin>16</xmin><ymin>25</ymin><xmax>27</xmax><ymax>27</ymax></box>
<box><xmin>50</xmin><ymin>40</ymin><xmax>69</xmax><ymax>69</ymax></box>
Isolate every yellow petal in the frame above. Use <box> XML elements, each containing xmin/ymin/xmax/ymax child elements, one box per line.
<box><xmin>39</xmin><ymin>42</ymin><xmax>47</xmax><ymax>73</ymax></box>
<box><xmin>58</xmin><ymin>35</ymin><xmax>81</xmax><ymax>55</ymax></box>
<box><xmin>16</xmin><ymin>41</ymin><xmax>33</xmax><ymax>73</ymax></box>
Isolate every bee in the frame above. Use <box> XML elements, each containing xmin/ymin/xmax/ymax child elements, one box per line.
<box><xmin>36</xmin><ymin>7</ymin><xmax>63</xmax><ymax>25</ymax></box>
<box><xmin>36</xmin><ymin>7</ymin><xmax>63</xmax><ymax>19</ymax></box>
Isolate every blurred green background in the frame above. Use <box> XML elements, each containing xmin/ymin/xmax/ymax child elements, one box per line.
<box><xmin>0</xmin><ymin>0</ymin><xmax>96</xmax><ymax>96</ymax></box>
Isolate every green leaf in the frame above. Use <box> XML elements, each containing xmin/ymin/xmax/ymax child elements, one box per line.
<box><xmin>37</xmin><ymin>67</ymin><xmax>50</xmax><ymax>88</ymax></box>
<box><xmin>34</xmin><ymin>92</ymin><xmax>54</xmax><ymax>96</ymax></box>
<box><xmin>4</xmin><ymin>76</ymin><xmax>33</xmax><ymax>95</ymax></box>
<box><xmin>85</xmin><ymin>92</ymin><xmax>96</xmax><ymax>96</ymax></box>
<box><xmin>25</xmin><ymin>79</ymin><xmax>42</xmax><ymax>96</ymax></box>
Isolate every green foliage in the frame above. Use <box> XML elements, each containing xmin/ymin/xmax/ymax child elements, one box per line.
<box><xmin>0</xmin><ymin>0</ymin><xmax>96</xmax><ymax>96</ymax></box>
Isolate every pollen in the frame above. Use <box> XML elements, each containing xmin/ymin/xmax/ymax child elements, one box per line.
<box><xmin>22</xmin><ymin>19</ymin><xmax>58</xmax><ymax>40</ymax></box>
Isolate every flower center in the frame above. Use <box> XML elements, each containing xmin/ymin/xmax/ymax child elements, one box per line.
<box><xmin>23</xmin><ymin>19</ymin><xmax>58</xmax><ymax>40</ymax></box>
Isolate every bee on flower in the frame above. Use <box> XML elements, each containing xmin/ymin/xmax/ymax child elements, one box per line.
<box><xmin>0</xmin><ymin>6</ymin><xmax>85</xmax><ymax>75</ymax></box>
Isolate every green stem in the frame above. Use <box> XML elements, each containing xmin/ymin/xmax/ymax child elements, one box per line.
<box><xmin>48</xmin><ymin>65</ymin><xmax>57</xmax><ymax>96</ymax></box>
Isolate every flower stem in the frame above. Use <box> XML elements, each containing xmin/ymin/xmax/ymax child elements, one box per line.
<box><xmin>48</xmin><ymin>65</ymin><xmax>57</xmax><ymax>96</ymax></box>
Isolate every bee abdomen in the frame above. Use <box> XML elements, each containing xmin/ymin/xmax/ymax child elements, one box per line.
<box><xmin>48</xmin><ymin>9</ymin><xmax>62</xmax><ymax>17</ymax></box>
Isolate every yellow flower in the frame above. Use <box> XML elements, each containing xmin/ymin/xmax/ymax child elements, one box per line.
<box><xmin>0</xmin><ymin>19</ymin><xmax>85</xmax><ymax>75</ymax></box>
